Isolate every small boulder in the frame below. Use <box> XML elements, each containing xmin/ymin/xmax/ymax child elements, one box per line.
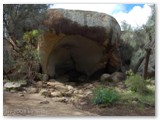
<box><xmin>40</xmin><ymin>89</ymin><xmax>51</xmax><ymax>97</ymax></box>
<box><xmin>111</xmin><ymin>72</ymin><xmax>126</xmax><ymax>82</ymax></box>
<box><xmin>100</xmin><ymin>73</ymin><xmax>111</xmax><ymax>81</ymax></box>
<box><xmin>55</xmin><ymin>97</ymin><xmax>69</xmax><ymax>103</ymax></box>
<box><xmin>4</xmin><ymin>80</ymin><xmax>27</xmax><ymax>91</ymax></box>
<box><xmin>51</xmin><ymin>91</ymin><xmax>62</xmax><ymax>97</ymax></box>
<box><xmin>47</xmin><ymin>81</ymin><xmax>65</xmax><ymax>87</ymax></box>
<box><xmin>67</xmin><ymin>85</ymin><xmax>74</xmax><ymax>91</ymax></box>
<box><xmin>54</xmin><ymin>85</ymin><xmax>68</xmax><ymax>93</ymax></box>
<box><xmin>61</xmin><ymin>91</ymin><xmax>73</xmax><ymax>97</ymax></box>
<box><xmin>28</xmin><ymin>87</ymin><xmax>39</xmax><ymax>94</ymax></box>
<box><xmin>36</xmin><ymin>81</ymin><xmax>43</xmax><ymax>88</ymax></box>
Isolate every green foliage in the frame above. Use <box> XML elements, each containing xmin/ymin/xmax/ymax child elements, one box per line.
<box><xmin>3</xmin><ymin>4</ymin><xmax>50</xmax><ymax>40</ymax></box>
<box><xmin>120</xmin><ymin>5</ymin><xmax>155</xmax><ymax>69</ymax></box>
<box><xmin>23</xmin><ymin>30</ymin><xmax>39</xmax><ymax>41</ymax></box>
<box><xmin>120</xmin><ymin>85</ymin><xmax>155</xmax><ymax>106</ymax></box>
<box><xmin>92</xmin><ymin>86</ymin><xmax>120</xmax><ymax>105</ymax></box>
<box><xmin>125</xmin><ymin>70</ymin><xmax>154</xmax><ymax>95</ymax></box>
<box><xmin>22</xmin><ymin>29</ymin><xmax>40</xmax><ymax>61</ymax></box>
<box><xmin>125</xmin><ymin>70</ymin><xmax>148</xmax><ymax>94</ymax></box>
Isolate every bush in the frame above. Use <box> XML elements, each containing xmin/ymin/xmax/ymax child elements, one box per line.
<box><xmin>22</xmin><ymin>29</ymin><xmax>40</xmax><ymax>61</ymax></box>
<box><xmin>125</xmin><ymin>70</ymin><xmax>149</xmax><ymax>94</ymax></box>
<box><xmin>92</xmin><ymin>86</ymin><xmax>120</xmax><ymax>105</ymax></box>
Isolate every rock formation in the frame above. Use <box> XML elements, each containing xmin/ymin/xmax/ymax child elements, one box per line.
<box><xmin>38</xmin><ymin>9</ymin><xmax>122</xmax><ymax>78</ymax></box>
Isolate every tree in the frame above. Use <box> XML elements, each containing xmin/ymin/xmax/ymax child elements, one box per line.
<box><xmin>3</xmin><ymin>4</ymin><xmax>51</xmax><ymax>81</ymax></box>
<box><xmin>120</xmin><ymin>5</ymin><xmax>155</xmax><ymax>78</ymax></box>
<box><xmin>3</xmin><ymin>4</ymin><xmax>50</xmax><ymax>41</ymax></box>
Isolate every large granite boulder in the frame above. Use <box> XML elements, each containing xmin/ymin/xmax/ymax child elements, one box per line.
<box><xmin>38</xmin><ymin>9</ymin><xmax>121</xmax><ymax>78</ymax></box>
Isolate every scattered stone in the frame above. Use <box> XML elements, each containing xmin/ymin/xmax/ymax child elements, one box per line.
<box><xmin>36</xmin><ymin>81</ymin><xmax>43</xmax><ymax>88</ymax></box>
<box><xmin>39</xmin><ymin>100</ymin><xmax>49</xmax><ymax>104</ymax></box>
<box><xmin>73</xmin><ymin>90</ymin><xmax>78</xmax><ymax>94</ymax></box>
<box><xmin>51</xmin><ymin>91</ymin><xmax>62</xmax><ymax>97</ymax></box>
<box><xmin>61</xmin><ymin>91</ymin><xmax>73</xmax><ymax>97</ymax></box>
<box><xmin>40</xmin><ymin>89</ymin><xmax>51</xmax><ymax>97</ymax></box>
<box><xmin>111</xmin><ymin>72</ymin><xmax>126</xmax><ymax>82</ymax></box>
<box><xmin>100</xmin><ymin>73</ymin><xmax>111</xmax><ymax>81</ymax></box>
<box><xmin>70</xmin><ymin>97</ymin><xmax>79</xmax><ymax>103</ymax></box>
<box><xmin>55</xmin><ymin>97</ymin><xmax>69</xmax><ymax>103</ymax></box>
<box><xmin>79</xmin><ymin>101</ymin><xmax>88</xmax><ymax>105</ymax></box>
<box><xmin>39</xmin><ymin>89</ymin><xmax>47</xmax><ymax>94</ymax></box>
<box><xmin>85</xmin><ymin>90</ymin><xmax>92</xmax><ymax>96</ymax></box>
<box><xmin>47</xmin><ymin>81</ymin><xmax>65</xmax><ymax>87</ymax></box>
<box><xmin>78</xmin><ymin>90</ymin><xmax>83</xmax><ymax>94</ymax></box>
<box><xmin>76</xmin><ymin>94</ymin><xmax>85</xmax><ymax>98</ymax></box>
<box><xmin>28</xmin><ymin>87</ymin><xmax>39</xmax><ymax>94</ymax></box>
<box><xmin>56</xmin><ymin>86</ymin><xmax>68</xmax><ymax>93</ymax></box>
<box><xmin>67</xmin><ymin>85</ymin><xmax>74</xmax><ymax>91</ymax></box>
<box><xmin>10</xmin><ymin>90</ymin><xmax>16</xmax><ymax>93</ymax></box>
<box><xmin>19</xmin><ymin>94</ymin><xmax>25</xmax><ymax>97</ymax></box>
<box><xmin>4</xmin><ymin>81</ymin><xmax>27</xmax><ymax>91</ymax></box>
<box><xmin>88</xmin><ymin>84</ymin><xmax>94</xmax><ymax>89</ymax></box>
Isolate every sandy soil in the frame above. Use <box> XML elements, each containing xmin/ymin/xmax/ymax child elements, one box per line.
<box><xmin>3</xmin><ymin>91</ymin><xmax>97</xmax><ymax>116</ymax></box>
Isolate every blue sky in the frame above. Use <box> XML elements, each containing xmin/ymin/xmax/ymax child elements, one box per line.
<box><xmin>122</xmin><ymin>4</ymin><xmax>144</xmax><ymax>13</ymax></box>
<box><xmin>112</xmin><ymin>4</ymin><xmax>144</xmax><ymax>14</ymax></box>
<box><xmin>51</xmin><ymin>4</ymin><xmax>152</xmax><ymax>29</ymax></box>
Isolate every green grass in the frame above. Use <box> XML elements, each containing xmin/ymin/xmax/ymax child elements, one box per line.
<box><xmin>118</xmin><ymin>83</ymin><xmax>155</xmax><ymax>106</ymax></box>
<box><xmin>91</xmin><ymin>86</ymin><xmax>120</xmax><ymax>105</ymax></box>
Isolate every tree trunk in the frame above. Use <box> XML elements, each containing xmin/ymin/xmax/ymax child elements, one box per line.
<box><xmin>143</xmin><ymin>49</ymin><xmax>151</xmax><ymax>79</ymax></box>
<box><xmin>143</xmin><ymin>39</ymin><xmax>155</xmax><ymax>79</ymax></box>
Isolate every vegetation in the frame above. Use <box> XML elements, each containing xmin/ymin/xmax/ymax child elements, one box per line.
<box><xmin>123</xmin><ymin>70</ymin><xmax>155</xmax><ymax>106</ymax></box>
<box><xmin>3</xmin><ymin>4</ymin><xmax>155</xmax><ymax>109</ymax></box>
<box><xmin>92</xmin><ymin>86</ymin><xmax>120</xmax><ymax>105</ymax></box>
<box><xmin>125</xmin><ymin>70</ymin><xmax>148</xmax><ymax>94</ymax></box>
<box><xmin>120</xmin><ymin>5</ymin><xmax>155</xmax><ymax>77</ymax></box>
<box><xmin>22</xmin><ymin>29</ymin><xmax>40</xmax><ymax>61</ymax></box>
<box><xmin>3</xmin><ymin>4</ymin><xmax>50</xmax><ymax>40</ymax></box>
<box><xmin>91</xmin><ymin>69</ymin><xmax>155</xmax><ymax>107</ymax></box>
<box><xmin>3</xmin><ymin>4</ymin><xmax>50</xmax><ymax>81</ymax></box>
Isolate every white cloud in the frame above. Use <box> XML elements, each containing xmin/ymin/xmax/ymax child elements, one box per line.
<box><xmin>112</xmin><ymin>4</ymin><xmax>152</xmax><ymax>29</ymax></box>
<box><xmin>51</xmin><ymin>4</ymin><xmax>122</xmax><ymax>15</ymax></box>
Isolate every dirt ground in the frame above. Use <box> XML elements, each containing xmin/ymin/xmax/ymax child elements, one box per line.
<box><xmin>3</xmin><ymin>91</ymin><xmax>97</xmax><ymax>116</ymax></box>
<box><xmin>3</xmin><ymin>91</ymin><xmax>155</xmax><ymax>116</ymax></box>
<box><xmin>3</xmin><ymin>80</ymin><xmax>155</xmax><ymax>116</ymax></box>
<box><xmin>79</xmin><ymin>97</ymin><xmax>155</xmax><ymax>116</ymax></box>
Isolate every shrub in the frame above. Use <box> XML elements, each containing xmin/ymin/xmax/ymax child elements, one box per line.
<box><xmin>92</xmin><ymin>86</ymin><xmax>120</xmax><ymax>105</ymax></box>
<box><xmin>125</xmin><ymin>70</ymin><xmax>148</xmax><ymax>94</ymax></box>
<box><xmin>22</xmin><ymin>29</ymin><xmax>40</xmax><ymax>61</ymax></box>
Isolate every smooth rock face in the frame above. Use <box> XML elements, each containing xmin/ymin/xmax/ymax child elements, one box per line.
<box><xmin>39</xmin><ymin>9</ymin><xmax>122</xmax><ymax>78</ymax></box>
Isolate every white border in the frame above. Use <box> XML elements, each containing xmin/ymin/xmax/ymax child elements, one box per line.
<box><xmin>1</xmin><ymin>0</ymin><xmax>159</xmax><ymax>120</ymax></box>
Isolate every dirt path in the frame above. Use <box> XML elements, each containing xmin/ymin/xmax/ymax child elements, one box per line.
<box><xmin>3</xmin><ymin>91</ymin><xmax>97</xmax><ymax>116</ymax></box>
